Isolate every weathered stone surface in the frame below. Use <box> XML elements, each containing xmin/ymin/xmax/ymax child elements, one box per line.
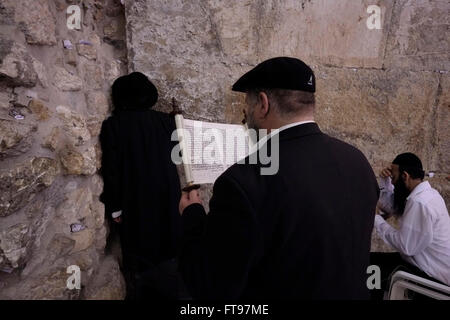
<box><xmin>83</xmin><ymin>255</ymin><xmax>126</xmax><ymax>300</ymax></box>
<box><xmin>0</xmin><ymin>119</ymin><xmax>37</xmax><ymax>159</ymax></box>
<box><xmin>0</xmin><ymin>88</ymin><xmax>13</xmax><ymax>111</ymax></box>
<box><xmin>314</xmin><ymin>66</ymin><xmax>440</xmax><ymax>173</ymax></box>
<box><xmin>31</xmin><ymin>59</ymin><xmax>49</xmax><ymax>88</ymax></box>
<box><xmin>384</xmin><ymin>0</ymin><xmax>450</xmax><ymax>71</ymax></box>
<box><xmin>77</xmin><ymin>44</ymin><xmax>97</xmax><ymax>60</ymax></box>
<box><xmin>70</xmin><ymin>229</ymin><xmax>95</xmax><ymax>253</ymax></box>
<box><xmin>22</xmin><ymin>268</ymin><xmax>77</xmax><ymax>299</ymax></box>
<box><xmin>85</xmin><ymin>91</ymin><xmax>109</xmax><ymax>117</ymax></box>
<box><xmin>54</xmin><ymin>186</ymin><xmax>104</xmax><ymax>251</ymax></box>
<box><xmin>105</xmin><ymin>60</ymin><xmax>122</xmax><ymax>84</ymax></box>
<box><xmin>28</xmin><ymin>99</ymin><xmax>50</xmax><ymax>121</ymax></box>
<box><xmin>56</xmin><ymin>187</ymin><xmax>93</xmax><ymax>223</ymax></box>
<box><xmin>431</xmin><ymin>73</ymin><xmax>450</xmax><ymax>174</ymax></box>
<box><xmin>0</xmin><ymin>40</ymin><xmax>38</xmax><ymax>87</ymax></box>
<box><xmin>104</xmin><ymin>20</ymin><xmax>120</xmax><ymax>38</ymax></box>
<box><xmin>0</xmin><ymin>223</ymin><xmax>30</xmax><ymax>270</ymax></box>
<box><xmin>83</xmin><ymin>64</ymin><xmax>103</xmax><ymax>90</ymax></box>
<box><xmin>0</xmin><ymin>1</ymin><xmax>15</xmax><ymax>25</ymax></box>
<box><xmin>106</xmin><ymin>3</ymin><xmax>123</xmax><ymax>17</ymax></box>
<box><xmin>0</xmin><ymin>0</ymin><xmax>128</xmax><ymax>300</ymax></box>
<box><xmin>56</xmin><ymin>105</ymin><xmax>91</xmax><ymax>146</ymax></box>
<box><xmin>59</xmin><ymin>145</ymin><xmax>97</xmax><ymax>176</ymax></box>
<box><xmin>430</xmin><ymin>175</ymin><xmax>450</xmax><ymax>212</ymax></box>
<box><xmin>53</xmin><ymin>67</ymin><xmax>83</xmax><ymax>91</ymax></box>
<box><xmin>76</xmin><ymin>35</ymin><xmax>100</xmax><ymax>60</ymax></box>
<box><xmin>64</xmin><ymin>49</ymin><xmax>78</xmax><ymax>67</ymax></box>
<box><xmin>47</xmin><ymin>234</ymin><xmax>76</xmax><ymax>262</ymax></box>
<box><xmin>90</xmin><ymin>198</ymin><xmax>105</xmax><ymax>229</ymax></box>
<box><xmin>0</xmin><ymin>157</ymin><xmax>59</xmax><ymax>217</ymax></box>
<box><xmin>12</xmin><ymin>87</ymin><xmax>39</xmax><ymax>108</ymax></box>
<box><xmin>7</xmin><ymin>0</ymin><xmax>57</xmax><ymax>45</ymax></box>
<box><xmin>42</xmin><ymin>127</ymin><xmax>60</xmax><ymax>151</ymax></box>
<box><xmin>86</xmin><ymin>118</ymin><xmax>102</xmax><ymax>137</ymax></box>
<box><xmin>125</xmin><ymin>0</ymin><xmax>395</xmax><ymax>116</ymax></box>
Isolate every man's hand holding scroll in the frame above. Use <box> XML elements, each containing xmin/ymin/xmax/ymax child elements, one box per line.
<box><xmin>179</xmin><ymin>189</ymin><xmax>202</xmax><ymax>215</ymax></box>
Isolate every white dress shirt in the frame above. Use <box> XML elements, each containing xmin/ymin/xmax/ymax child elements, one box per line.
<box><xmin>375</xmin><ymin>177</ymin><xmax>450</xmax><ymax>285</ymax></box>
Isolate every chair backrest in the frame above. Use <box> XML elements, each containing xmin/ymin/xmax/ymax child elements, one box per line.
<box><xmin>388</xmin><ymin>271</ymin><xmax>450</xmax><ymax>300</ymax></box>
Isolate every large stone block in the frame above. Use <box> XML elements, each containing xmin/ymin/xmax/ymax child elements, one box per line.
<box><xmin>384</xmin><ymin>0</ymin><xmax>450</xmax><ymax>71</ymax></box>
<box><xmin>85</xmin><ymin>91</ymin><xmax>109</xmax><ymax>117</ymax></box>
<box><xmin>28</xmin><ymin>99</ymin><xmax>50</xmax><ymax>121</ymax></box>
<box><xmin>0</xmin><ymin>87</ymin><xmax>13</xmax><ymax>111</ymax></box>
<box><xmin>56</xmin><ymin>187</ymin><xmax>93</xmax><ymax>221</ymax></box>
<box><xmin>83</xmin><ymin>64</ymin><xmax>103</xmax><ymax>90</ymax></box>
<box><xmin>56</xmin><ymin>105</ymin><xmax>91</xmax><ymax>146</ymax></box>
<box><xmin>32</xmin><ymin>59</ymin><xmax>49</xmax><ymax>88</ymax></box>
<box><xmin>314</xmin><ymin>66</ymin><xmax>440</xmax><ymax>172</ymax></box>
<box><xmin>59</xmin><ymin>145</ymin><xmax>97</xmax><ymax>176</ymax></box>
<box><xmin>0</xmin><ymin>223</ymin><xmax>30</xmax><ymax>270</ymax></box>
<box><xmin>0</xmin><ymin>0</ymin><xmax>14</xmax><ymax>25</ymax></box>
<box><xmin>42</xmin><ymin>127</ymin><xmax>60</xmax><ymax>151</ymax></box>
<box><xmin>76</xmin><ymin>35</ymin><xmax>100</xmax><ymax>61</ymax></box>
<box><xmin>0</xmin><ymin>157</ymin><xmax>59</xmax><ymax>217</ymax></box>
<box><xmin>0</xmin><ymin>40</ymin><xmax>38</xmax><ymax>87</ymax></box>
<box><xmin>0</xmin><ymin>119</ymin><xmax>37</xmax><ymax>159</ymax></box>
<box><xmin>53</xmin><ymin>67</ymin><xmax>83</xmax><ymax>91</ymax></box>
<box><xmin>125</xmin><ymin>0</ymin><xmax>233</xmax><ymax>122</ymax></box>
<box><xmin>46</xmin><ymin>234</ymin><xmax>76</xmax><ymax>262</ymax></box>
<box><xmin>213</xmin><ymin>0</ymin><xmax>395</xmax><ymax>68</ymax></box>
<box><xmin>104</xmin><ymin>60</ymin><xmax>122</xmax><ymax>84</ymax></box>
<box><xmin>4</xmin><ymin>0</ymin><xmax>57</xmax><ymax>45</ymax></box>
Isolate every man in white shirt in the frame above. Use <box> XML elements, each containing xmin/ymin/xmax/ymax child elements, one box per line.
<box><xmin>371</xmin><ymin>153</ymin><xmax>450</xmax><ymax>299</ymax></box>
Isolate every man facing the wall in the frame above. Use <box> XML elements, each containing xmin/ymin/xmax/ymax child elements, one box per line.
<box><xmin>177</xmin><ymin>57</ymin><xmax>380</xmax><ymax>299</ymax></box>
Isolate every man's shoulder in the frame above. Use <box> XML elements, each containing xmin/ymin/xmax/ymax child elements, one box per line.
<box><xmin>325</xmin><ymin>134</ymin><xmax>366</xmax><ymax>156</ymax></box>
<box><xmin>412</xmin><ymin>184</ymin><xmax>447</xmax><ymax>208</ymax></box>
<box><xmin>219</xmin><ymin>160</ymin><xmax>260</xmax><ymax>184</ymax></box>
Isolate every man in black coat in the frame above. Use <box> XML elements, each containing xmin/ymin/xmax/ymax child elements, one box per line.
<box><xmin>178</xmin><ymin>57</ymin><xmax>380</xmax><ymax>300</ymax></box>
<box><xmin>99</xmin><ymin>72</ymin><xmax>183</xmax><ymax>299</ymax></box>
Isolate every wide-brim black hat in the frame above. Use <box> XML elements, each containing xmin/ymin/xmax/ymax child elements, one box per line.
<box><xmin>112</xmin><ymin>72</ymin><xmax>158</xmax><ymax>110</ymax></box>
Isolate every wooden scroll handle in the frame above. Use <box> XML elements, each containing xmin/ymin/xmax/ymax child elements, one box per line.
<box><xmin>170</xmin><ymin>97</ymin><xmax>182</xmax><ymax>116</ymax></box>
<box><xmin>182</xmin><ymin>182</ymin><xmax>201</xmax><ymax>193</ymax></box>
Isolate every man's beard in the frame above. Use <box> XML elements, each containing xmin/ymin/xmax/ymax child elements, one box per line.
<box><xmin>393</xmin><ymin>178</ymin><xmax>410</xmax><ymax>217</ymax></box>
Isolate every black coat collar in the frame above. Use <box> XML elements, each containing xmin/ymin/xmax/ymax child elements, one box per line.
<box><xmin>277</xmin><ymin>122</ymin><xmax>322</xmax><ymax>141</ymax></box>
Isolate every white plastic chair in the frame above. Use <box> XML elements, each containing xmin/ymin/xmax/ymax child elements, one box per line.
<box><xmin>387</xmin><ymin>271</ymin><xmax>450</xmax><ymax>300</ymax></box>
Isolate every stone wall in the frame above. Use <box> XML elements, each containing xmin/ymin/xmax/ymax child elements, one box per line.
<box><xmin>0</xmin><ymin>0</ymin><xmax>448</xmax><ymax>299</ymax></box>
<box><xmin>0</xmin><ymin>0</ymin><xmax>127</xmax><ymax>299</ymax></box>
<box><xmin>125</xmin><ymin>0</ymin><xmax>449</xmax><ymax>252</ymax></box>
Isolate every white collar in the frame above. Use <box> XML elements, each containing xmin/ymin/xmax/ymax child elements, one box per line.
<box><xmin>248</xmin><ymin>120</ymin><xmax>316</xmax><ymax>153</ymax></box>
<box><xmin>277</xmin><ymin>120</ymin><xmax>316</xmax><ymax>133</ymax></box>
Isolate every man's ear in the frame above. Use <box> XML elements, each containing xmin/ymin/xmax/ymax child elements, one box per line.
<box><xmin>258</xmin><ymin>92</ymin><xmax>270</xmax><ymax>119</ymax></box>
<box><xmin>402</xmin><ymin>171</ymin><xmax>409</xmax><ymax>182</ymax></box>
